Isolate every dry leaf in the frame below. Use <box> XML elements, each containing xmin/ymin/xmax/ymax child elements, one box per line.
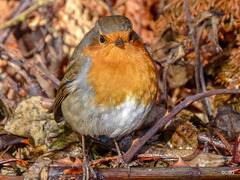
<box><xmin>171</xmin><ymin>155</ymin><xmax>191</xmax><ymax>167</ymax></box>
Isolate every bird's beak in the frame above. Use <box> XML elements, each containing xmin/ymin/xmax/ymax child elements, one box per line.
<box><xmin>114</xmin><ymin>38</ymin><xmax>124</xmax><ymax>48</ymax></box>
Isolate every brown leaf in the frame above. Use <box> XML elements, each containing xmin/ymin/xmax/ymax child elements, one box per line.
<box><xmin>211</xmin><ymin>15</ymin><xmax>223</xmax><ymax>52</ymax></box>
<box><xmin>171</xmin><ymin>154</ymin><xmax>191</xmax><ymax>167</ymax></box>
<box><xmin>0</xmin><ymin>135</ymin><xmax>28</xmax><ymax>150</ymax></box>
<box><xmin>53</xmin><ymin>155</ymin><xmax>74</xmax><ymax>165</ymax></box>
<box><xmin>63</xmin><ymin>167</ymin><xmax>83</xmax><ymax>175</ymax></box>
<box><xmin>190</xmin><ymin>10</ymin><xmax>224</xmax><ymax>52</ymax></box>
<box><xmin>193</xmin><ymin>11</ymin><xmax>213</xmax><ymax>30</ymax></box>
<box><xmin>73</xmin><ymin>157</ymin><xmax>83</xmax><ymax>166</ymax></box>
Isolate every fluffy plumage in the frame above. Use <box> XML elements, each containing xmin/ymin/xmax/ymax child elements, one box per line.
<box><xmin>50</xmin><ymin>16</ymin><xmax>158</xmax><ymax>138</ymax></box>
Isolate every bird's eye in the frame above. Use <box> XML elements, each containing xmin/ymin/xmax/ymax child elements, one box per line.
<box><xmin>100</xmin><ymin>35</ymin><xmax>105</xmax><ymax>43</ymax></box>
<box><xmin>129</xmin><ymin>33</ymin><xmax>133</xmax><ymax>41</ymax></box>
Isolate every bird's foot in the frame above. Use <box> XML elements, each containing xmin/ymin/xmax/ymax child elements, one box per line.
<box><xmin>111</xmin><ymin>154</ymin><xmax>138</xmax><ymax>168</ymax></box>
<box><xmin>82</xmin><ymin>159</ymin><xmax>97</xmax><ymax>180</ymax></box>
<box><xmin>115</xmin><ymin>154</ymin><xmax>127</xmax><ymax>167</ymax></box>
<box><xmin>110</xmin><ymin>154</ymin><xmax>125</xmax><ymax>168</ymax></box>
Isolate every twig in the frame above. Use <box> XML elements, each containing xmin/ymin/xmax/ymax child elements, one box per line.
<box><xmin>94</xmin><ymin>0</ymin><xmax>119</xmax><ymax>15</ymax></box>
<box><xmin>106</xmin><ymin>0</ymin><xmax>114</xmax><ymax>16</ymax></box>
<box><xmin>0</xmin><ymin>44</ymin><xmax>60</xmax><ymax>89</ymax></box>
<box><xmin>0</xmin><ymin>0</ymin><xmax>31</xmax><ymax>43</ymax></box>
<box><xmin>230</xmin><ymin>135</ymin><xmax>240</xmax><ymax>166</ymax></box>
<box><xmin>183</xmin><ymin>0</ymin><xmax>213</xmax><ymax>120</ymax></box>
<box><xmin>115</xmin><ymin>0</ymin><xmax>129</xmax><ymax>9</ymax></box>
<box><xmin>137</xmin><ymin>149</ymin><xmax>200</xmax><ymax>161</ymax></box>
<box><xmin>0</xmin><ymin>145</ymin><xmax>12</xmax><ymax>159</ymax></box>
<box><xmin>138</xmin><ymin>0</ymin><xmax>143</xmax><ymax>36</ymax></box>
<box><xmin>0</xmin><ymin>0</ymin><xmax>54</xmax><ymax>31</ymax></box>
<box><xmin>208</xmin><ymin>131</ymin><xmax>222</xmax><ymax>155</ymax></box>
<box><xmin>1</xmin><ymin>52</ymin><xmax>48</xmax><ymax>97</ymax></box>
<box><xmin>163</xmin><ymin>66</ymin><xmax>168</xmax><ymax>107</ymax></box>
<box><xmin>90</xmin><ymin>156</ymin><xmax>118</xmax><ymax>166</ymax></box>
<box><xmin>162</xmin><ymin>50</ymin><xmax>175</xmax><ymax>107</ymax></box>
<box><xmin>0</xmin><ymin>158</ymin><xmax>27</xmax><ymax>165</ymax></box>
<box><xmin>22</xmin><ymin>24</ymin><xmax>49</xmax><ymax>58</ymax></box>
<box><xmin>123</xmin><ymin>88</ymin><xmax>240</xmax><ymax>163</ymax></box>
<box><xmin>212</xmin><ymin>127</ymin><xmax>233</xmax><ymax>155</ymax></box>
<box><xmin>91</xmin><ymin>149</ymin><xmax>199</xmax><ymax>166</ymax></box>
<box><xmin>184</xmin><ymin>0</ymin><xmax>200</xmax><ymax>93</ymax></box>
<box><xmin>2</xmin><ymin>52</ymin><xmax>32</xmax><ymax>84</ymax></box>
<box><xmin>196</xmin><ymin>21</ymin><xmax>214</xmax><ymax>119</ymax></box>
<box><xmin>198</xmin><ymin>132</ymin><xmax>240</xmax><ymax>151</ymax></box>
<box><xmin>158</xmin><ymin>78</ymin><xmax>175</xmax><ymax>107</ymax></box>
<box><xmin>183</xmin><ymin>0</ymin><xmax>196</xmax><ymax>46</ymax></box>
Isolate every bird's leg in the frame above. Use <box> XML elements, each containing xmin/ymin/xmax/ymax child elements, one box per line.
<box><xmin>113</xmin><ymin>137</ymin><xmax>127</xmax><ymax>167</ymax></box>
<box><xmin>82</xmin><ymin>135</ymin><xmax>89</xmax><ymax>180</ymax></box>
<box><xmin>82</xmin><ymin>135</ymin><xmax>96</xmax><ymax>179</ymax></box>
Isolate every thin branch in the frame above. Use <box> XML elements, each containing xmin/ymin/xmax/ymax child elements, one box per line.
<box><xmin>115</xmin><ymin>0</ymin><xmax>129</xmax><ymax>9</ymax></box>
<box><xmin>0</xmin><ymin>0</ymin><xmax>54</xmax><ymax>31</ymax></box>
<box><xmin>22</xmin><ymin>24</ymin><xmax>50</xmax><ymax>58</ymax></box>
<box><xmin>0</xmin><ymin>0</ymin><xmax>31</xmax><ymax>43</ymax></box>
<box><xmin>0</xmin><ymin>44</ymin><xmax>60</xmax><ymax>89</ymax></box>
<box><xmin>162</xmin><ymin>49</ymin><xmax>176</xmax><ymax>107</ymax></box>
<box><xmin>106</xmin><ymin>0</ymin><xmax>114</xmax><ymax>16</ymax></box>
<box><xmin>1</xmin><ymin>52</ymin><xmax>48</xmax><ymax>97</ymax></box>
<box><xmin>184</xmin><ymin>0</ymin><xmax>200</xmax><ymax>93</ymax></box>
<box><xmin>137</xmin><ymin>149</ymin><xmax>200</xmax><ymax>161</ymax></box>
<box><xmin>198</xmin><ymin>133</ymin><xmax>240</xmax><ymax>151</ymax></box>
<box><xmin>213</xmin><ymin>128</ymin><xmax>233</xmax><ymax>155</ymax></box>
<box><xmin>183</xmin><ymin>0</ymin><xmax>196</xmax><ymax>47</ymax></box>
<box><xmin>123</xmin><ymin>88</ymin><xmax>240</xmax><ymax>163</ymax></box>
<box><xmin>94</xmin><ymin>0</ymin><xmax>119</xmax><ymax>15</ymax></box>
<box><xmin>183</xmin><ymin>0</ymin><xmax>213</xmax><ymax>120</ymax></box>
<box><xmin>138</xmin><ymin>0</ymin><xmax>143</xmax><ymax>36</ymax></box>
<box><xmin>196</xmin><ymin>21</ymin><xmax>214</xmax><ymax>119</ymax></box>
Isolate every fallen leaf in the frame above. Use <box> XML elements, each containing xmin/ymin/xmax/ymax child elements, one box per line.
<box><xmin>171</xmin><ymin>154</ymin><xmax>191</xmax><ymax>167</ymax></box>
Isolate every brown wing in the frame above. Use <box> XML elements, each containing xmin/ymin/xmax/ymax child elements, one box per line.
<box><xmin>48</xmin><ymin>54</ymin><xmax>88</xmax><ymax>122</ymax></box>
<box><xmin>48</xmin><ymin>72</ymin><xmax>75</xmax><ymax>122</ymax></box>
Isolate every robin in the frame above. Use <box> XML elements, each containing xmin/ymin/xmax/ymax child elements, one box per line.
<box><xmin>49</xmin><ymin>15</ymin><xmax>158</xmax><ymax>179</ymax></box>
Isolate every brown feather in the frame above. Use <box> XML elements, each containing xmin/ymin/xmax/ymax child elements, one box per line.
<box><xmin>49</xmin><ymin>54</ymin><xmax>88</xmax><ymax>122</ymax></box>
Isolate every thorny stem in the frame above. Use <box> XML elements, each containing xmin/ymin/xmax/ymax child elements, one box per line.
<box><xmin>123</xmin><ymin>88</ymin><xmax>240</xmax><ymax>163</ymax></box>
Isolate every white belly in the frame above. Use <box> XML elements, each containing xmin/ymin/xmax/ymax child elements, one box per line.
<box><xmin>62</xmin><ymin>92</ymin><xmax>153</xmax><ymax>138</ymax></box>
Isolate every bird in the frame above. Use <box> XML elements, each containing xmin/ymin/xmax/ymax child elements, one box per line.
<box><xmin>49</xmin><ymin>15</ymin><xmax>158</xmax><ymax>179</ymax></box>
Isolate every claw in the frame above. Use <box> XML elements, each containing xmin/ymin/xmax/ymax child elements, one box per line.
<box><xmin>82</xmin><ymin>158</ymin><xmax>96</xmax><ymax>179</ymax></box>
<box><xmin>111</xmin><ymin>138</ymin><xmax>128</xmax><ymax>168</ymax></box>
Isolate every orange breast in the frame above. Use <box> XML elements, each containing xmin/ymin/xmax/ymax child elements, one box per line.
<box><xmin>82</xmin><ymin>40</ymin><xmax>157</xmax><ymax>108</ymax></box>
